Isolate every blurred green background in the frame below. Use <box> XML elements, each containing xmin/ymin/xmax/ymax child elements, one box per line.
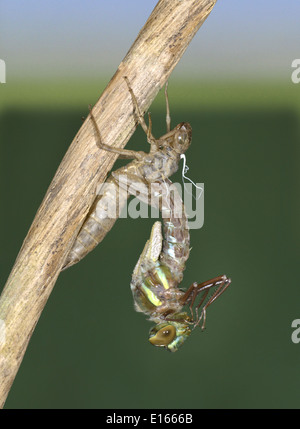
<box><xmin>1</xmin><ymin>80</ymin><xmax>299</xmax><ymax>409</ymax></box>
<box><xmin>1</xmin><ymin>0</ymin><xmax>300</xmax><ymax>410</ymax></box>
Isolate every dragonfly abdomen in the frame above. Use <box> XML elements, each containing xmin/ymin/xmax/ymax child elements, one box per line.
<box><xmin>63</xmin><ymin>175</ymin><xmax>129</xmax><ymax>269</ymax></box>
<box><xmin>159</xmin><ymin>181</ymin><xmax>190</xmax><ymax>283</ymax></box>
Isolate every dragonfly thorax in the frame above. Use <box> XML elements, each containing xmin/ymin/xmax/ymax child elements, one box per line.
<box><xmin>131</xmin><ymin>264</ymin><xmax>184</xmax><ymax>318</ymax></box>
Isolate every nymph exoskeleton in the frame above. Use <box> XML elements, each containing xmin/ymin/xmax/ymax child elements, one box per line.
<box><xmin>63</xmin><ymin>78</ymin><xmax>192</xmax><ymax>270</ymax></box>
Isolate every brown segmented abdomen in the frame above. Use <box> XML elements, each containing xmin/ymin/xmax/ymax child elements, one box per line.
<box><xmin>62</xmin><ymin>160</ymin><xmax>138</xmax><ymax>270</ymax></box>
<box><xmin>62</xmin><ymin>175</ymin><xmax>129</xmax><ymax>270</ymax></box>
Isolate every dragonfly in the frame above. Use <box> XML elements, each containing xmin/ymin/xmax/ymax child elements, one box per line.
<box><xmin>63</xmin><ymin>77</ymin><xmax>192</xmax><ymax>270</ymax></box>
<box><xmin>131</xmin><ymin>179</ymin><xmax>231</xmax><ymax>352</ymax></box>
<box><xmin>62</xmin><ymin>78</ymin><xmax>231</xmax><ymax>351</ymax></box>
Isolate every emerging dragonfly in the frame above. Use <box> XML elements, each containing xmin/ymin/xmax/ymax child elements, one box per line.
<box><xmin>63</xmin><ymin>78</ymin><xmax>231</xmax><ymax>351</ymax></box>
<box><xmin>131</xmin><ymin>180</ymin><xmax>231</xmax><ymax>352</ymax></box>
<box><xmin>63</xmin><ymin>77</ymin><xmax>192</xmax><ymax>270</ymax></box>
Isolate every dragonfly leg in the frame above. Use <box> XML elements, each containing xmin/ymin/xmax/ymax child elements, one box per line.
<box><xmin>180</xmin><ymin>275</ymin><xmax>231</xmax><ymax>330</ymax></box>
<box><xmin>165</xmin><ymin>81</ymin><xmax>171</xmax><ymax>133</ymax></box>
<box><xmin>89</xmin><ymin>105</ymin><xmax>146</xmax><ymax>160</ymax></box>
<box><xmin>147</xmin><ymin>112</ymin><xmax>153</xmax><ymax>142</ymax></box>
<box><xmin>124</xmin><ymin>76</ymin><xmax>158</xmax><ymax>147</ymax></box>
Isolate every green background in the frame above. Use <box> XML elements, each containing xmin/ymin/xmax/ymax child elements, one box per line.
<box><xmin>1</xmin><ymin>80</ymin><xmax>299</xmax><ymax>408</ymax></box>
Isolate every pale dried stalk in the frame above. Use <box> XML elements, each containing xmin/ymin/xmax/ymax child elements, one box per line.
<box><xmin>0</xmin><ymin>0</ymin><xmax>217</xmax><ymax>407</ymax></box>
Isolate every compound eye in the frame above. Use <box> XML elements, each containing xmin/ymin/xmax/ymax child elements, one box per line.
<box><xmin>177</xmin><ymin>131</ymin><xmax>187</xmax><ymax>144</ymax></box>
<box><xmin>149</xmin><ymin>324</ymin><xmax>176</xmax><ymax>346</ymax></box>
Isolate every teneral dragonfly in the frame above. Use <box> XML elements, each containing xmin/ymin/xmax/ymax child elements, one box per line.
<box><xmin>131</xmin><ymin>180</ymin><xmax>231</xmax><ymax>352</ymax></box>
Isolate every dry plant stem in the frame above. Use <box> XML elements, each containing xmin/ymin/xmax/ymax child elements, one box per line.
<box><xmin>0</xmin><ymin>0</ymin><xmax>217</xmax><ymax>407</ymax></box>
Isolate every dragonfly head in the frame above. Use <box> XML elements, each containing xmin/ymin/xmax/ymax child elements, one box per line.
<box><xmin>148</xmin><ymin>319</ymin><xmax>192</xmax><ymax>352</ymax></box>
<box><xmin>173</xmin><ymin>122</ymin><xmax>192</xmax><ymax>155</ymax></box>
